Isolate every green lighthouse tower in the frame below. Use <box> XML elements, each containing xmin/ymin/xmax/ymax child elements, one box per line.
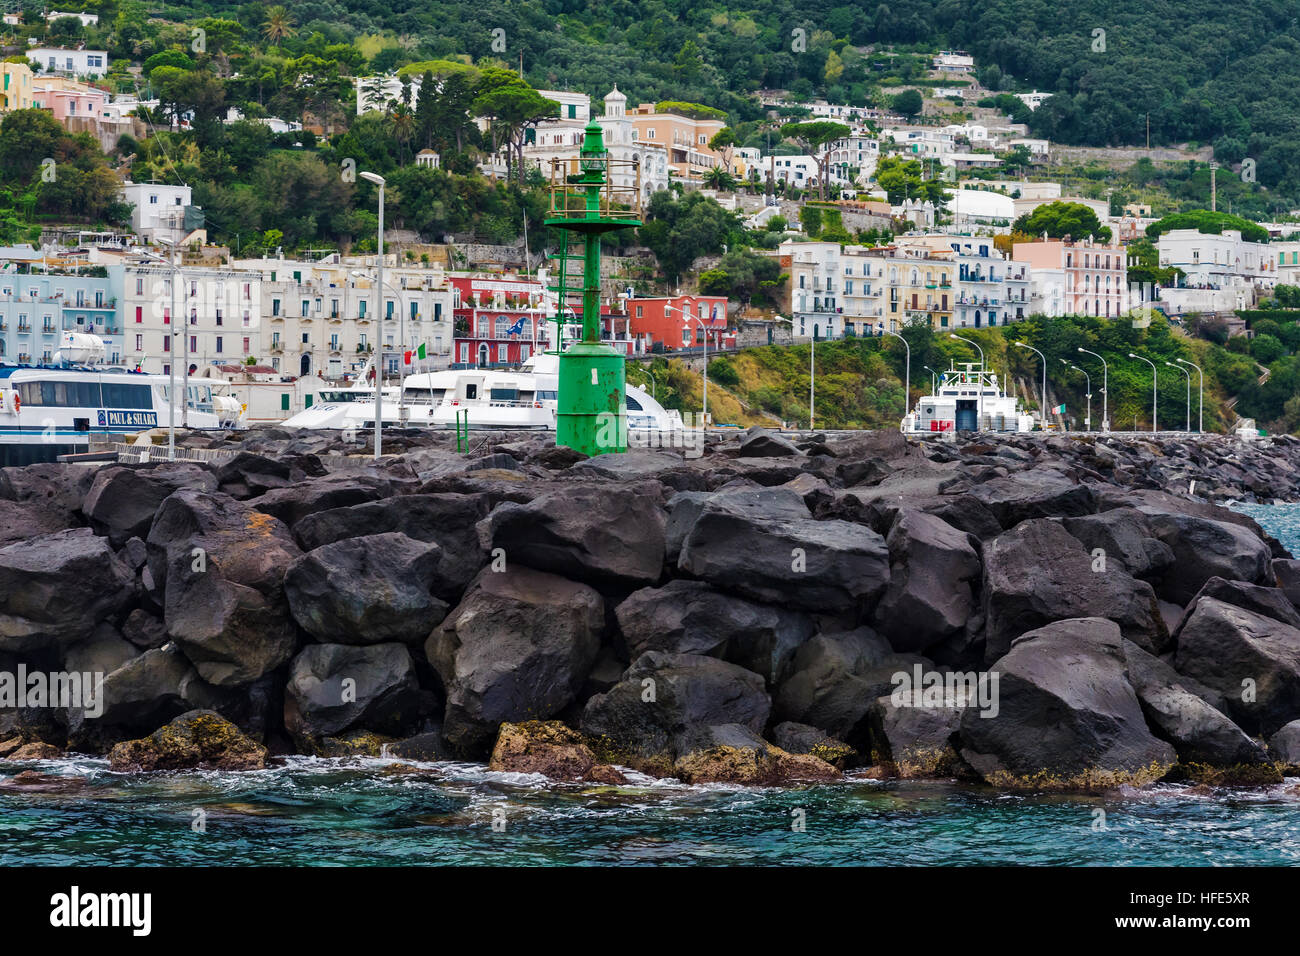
<box><xmin>545</xmin><ymin>120</ymin><xmax>642</xmax><ymax>455</ymax></box>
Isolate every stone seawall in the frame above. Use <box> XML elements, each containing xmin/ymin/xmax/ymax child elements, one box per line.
<box><xmin>2</xmin><ymin>425</ymin><xmax>1300</xmax><ymax>787</ymax></box>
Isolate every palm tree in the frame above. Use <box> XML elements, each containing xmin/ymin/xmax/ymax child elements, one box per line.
<box><xmin>262</xmin><ymin>6</ymin><xmax>296</xmax><ymax>45</ymax></box>
<box><xmin>702</xmin><ymin>166</ymin><xmax>737</xmax><ymax>191</ymax></box>
<box><xmin>389</xmin><ymin>103</ymin><xmax>415</xmax><ymax>164</ymax></box>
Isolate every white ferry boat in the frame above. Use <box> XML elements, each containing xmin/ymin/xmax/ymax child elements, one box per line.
<box><xmin>283</xmin><ymin>350</ymin><xmax>683</xmax><ymax>433</ymax></box>
<box><xmin>902</xmin><ymin>361</ymin><xmax>1035</xmax><ymax>434</ymax></box>
<box><xmin>0</xmin><ymin>333</ymin><xmax>228</xmax><ymax>465</ymax></box>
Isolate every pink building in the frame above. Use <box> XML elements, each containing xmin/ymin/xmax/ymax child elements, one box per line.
<box><xmin>1013</xmin><ymin>237</ymin><xmax>1129</xmax><ymax>318</ymax></box>
<box><xmin>30</xmin><ymin>77</ymin><xmax>107</xmax><ymax>124</ymax></box>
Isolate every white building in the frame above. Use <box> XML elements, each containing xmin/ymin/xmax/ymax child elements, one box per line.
<box><xmin>231</xmin><ymin>255</ymin><xmax>456</xmax><ymax>380</ymax></box>
<box><xmin>1014</xmin><ymin>91</ymin><xmax>1053</xmax><ymax>111</ymax></box>
<box><xmin>515</xmin><ymin>87</ymin><xmax>669</xmax><ymax>203</ymax></box>
<box><xmin>1156</xmin><ymin>228</ymin><xmax>1275</xmax><ymax>311</ymax></box>
<box><xmin>45</xmin><ymin>11</ymin><xmax>100</xmax><ymax>26</ymax></box>
<box><xmin>111</xmin><ymin>258</ymin><xmax>265</xmax><ymax>377</ymax></box>
<box><xmin>120</xmin><ymin>182</ymin><xmax>195</xmax><ymax>245</ymax></box>
<box><xmin>826</xmin><ymin>132</ymin><xmax>880</xmax><ymax>182</ymax></box>
<box><xmin>934</xmin><ymin>51</ymin><xmax>975</xmax><ymax>73</ymax></box>
<box><xmin>28</xmin><ymin>48</ymin><xmax>109</xmax><ymax>77</ymax></box>
<box><xmin>1272</xmin><ymin>240</ymin><xmax>1300</xmax><ymax>287</ymax></box>
<box><xmin>783</xmin><ymin>240</ymin><xmax>847</xmax><ymax>340</ymax></box>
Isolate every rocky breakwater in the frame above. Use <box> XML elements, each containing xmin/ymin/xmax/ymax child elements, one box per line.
<box><xmin>2</xmin><ymin>423</ymin><xmax>1300</xmax><ymax>788</ymax></box>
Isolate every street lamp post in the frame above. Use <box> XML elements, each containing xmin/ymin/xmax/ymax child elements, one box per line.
<box><xmin>880</xmin><ymin>324</ymin><xmax>910</xmax><ymax>423</ymax></box>
<box><xmin>352</xmin><ymin>270</ymin><xmax>409</xmax><ymax>424</ymax></box>
<box><xmin>360</xmin><ymin>171</ymin><xmax>386</xmax><ymax>458</ymax></box>
<box><xmin>1175</xmin><ymin>357</ymin><xmax>1203</xmax><ymax>433</ymax></box>
<box><xmin>1129</xmin><ymin>352</ymin><xmax>1158</xmax><ymax>433</ymax></box>
<box><xmin>1077</xmin><ymin>347</ymin><xmax>1108</xmax><ymax>432</ymax></box>
<box><xmin>923</xmin><ymin>364</ymin><xmax>938</xmax><ymax>393</ymax></box>
<box><xmin>950</xmin><ymin>333</ymin><xmax>984</xmax><ymax>430</ymax></box>
<box><xmin>1167</xmin><ymin>361</ymin><xmax>1191</xmax><ymax>432</ymax></box>
<box><xmin>1061</xmin><ymin>359</ymin><xmax>1091</xmax><ymax>431</ymax></box>
<box><xmin>1015</xmin><ymin>340</ymin><xmax>1048</xmax><ymax>430</ymax></box>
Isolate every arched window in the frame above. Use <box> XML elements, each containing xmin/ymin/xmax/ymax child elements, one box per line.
<box><xmin>478</xmin><ymin>343</ymin><xmax>489</xmax><ymax>366</ymax></box>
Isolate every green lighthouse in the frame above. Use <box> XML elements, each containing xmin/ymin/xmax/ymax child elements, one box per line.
<box><xmin>545</xmin><ymin>120</ymin><xmax>643</xmax><ymax>456</ymax></box>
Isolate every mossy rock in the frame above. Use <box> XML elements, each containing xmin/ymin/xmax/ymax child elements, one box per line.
<box><xmin>489</xmin><ymin>720</ymin><xmax>626</xmax><ymax>784</ymax></box>
<box><xmin>316</xmin><ymin>731</ymin><xmax>398</xmax><ymax>758</ymax></box>
<box><xmin>108</xmin><ymin>709</ymin><xmax>267</xmax><ymax>772</ymax></box>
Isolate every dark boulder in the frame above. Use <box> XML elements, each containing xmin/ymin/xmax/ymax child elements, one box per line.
<box><xmin>1135</xmin><ymin>682</ymin><xmax>1278</xmax><ymax>785</ymax></box>
<box><xmin>146</xmin><ymin>489</ymin><xmax>301</xmax><ymax>686</ymax></box>
<box><xmin>83</xmin><ymin>463</ymin><xmax>218</xmax><ymax>546</ymax></box>
<box><xmin>1170</xmin><ymin>577</ymin><xmax>1300</xmax><ymax>639</ymax></box>
<box><xmin>292</xmin><ymin>493</ymin><xmax>492</xmax><ymax>599</ymax></box>
<box><xmin>427</xmin><ymin>567</ymin><xmax>604</xmax><ymax>757</ymax></box>
<box><xmin>615</xmin><ymin>579</ymin><xmax>814</xmax><ymax>685</ymax></box>
<box><xmin>1144</xmin><ymin>512</ymin><xmax>1271</xmax><ymax>605</ymax></box>
<box><xmin>678</xmin><ymin>489</ymin><xmax>889</xmax><ymax>613</ymax></box>
<box><xmin>770</xmin><ymin>721</ymin><xmax>858</xmax><ymax>769</ymax></box>
<box><xmin>737</xmin><ymin>427</ymin><xmax>802</xmax><ymax>457</ymax></box>
<box><xmin>284</xmin><ymin>532</ymin><xmax>448</xmax><ymax>644</ymax></box>
<box><xmin>981</xmin><ymin>519</ymin><xmax>1167</xmax><ymax>662</ymax></box>
<box><xmin>580</xmin><ymin>651</ymin><xmax>771</xmax><ymax>776</ymax></box>
<box><xmin>958</xmin><ymin>618</ymin><xmax>1176</xmax><ymax>790</ymax></box>
<box><xmin>478</xmin><ymin>485</ymin><xmax>667</xmax><ymax>588</ymax></box>
<box><xmin>1268</xmin><ymin>719</ymin><xmax>1300</xmax><ymax>770</ymax></box>
<box><xmin>0</xmin><ymin>528</ymin><xmax>135</xmax><ymax>653</ymax></box>
<box><xmin>773</xmin><ymin>627</ymin><xmax>925</xmax><ymax>742</ymax></box>
<box><xmin>866</xmin><ymin>693</ymin><xmax>967</xmax><ymax>778</ymax></box>
<box><xmin>966</xmin><ymin>469</ymin><xmax>1095</xmax><ymax>528</ymax></box>
<box><xmin>283</xmin><ymin>642</ymin><xmax>422</xmax><ymax>746</ymax></box>
<box><xmin>1059</xmin><ymin>508</ymin><xmax>1175</xmax><ymax>579</ymax></box>
<box><xmin>873</xmin><ymin>509</ymin><xmax>980</xmax><ymax>652</ymax></box>
<box><xmin>1174</xmin><ymin>597</ymin><xmax>1300</xmax><ymax>736</ymax></box>
<box><xmin>250</xmin><ymin>473</ymin><xmax>405</xmax><ymax>527</ymax></box>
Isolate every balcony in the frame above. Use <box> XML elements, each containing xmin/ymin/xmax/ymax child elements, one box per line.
<box><xmin>42</xmin><ymin>323</ymin><xmax>56</xmax><ymax>333</ymax></box>
<box><xmin>16</xmin><ymin>323</ymin><xmax>30</xmax><ymax>333</ymax></box>
<box><xmin>270</xmin><ymin>343</ymin><xmax>284</xmax><ymax>353</ymax></box>
<box><xmin>270</xmin><ymin>314</ymin><xmax>284</xmax><ymax>322</ymax></box>
<box><xmin>17</xmin><ymin>353</ymin><xmax>30</xmax><ymax>363</ymax></box>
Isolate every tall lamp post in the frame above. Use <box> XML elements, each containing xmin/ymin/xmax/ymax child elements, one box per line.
<box><xmin>923</xmin><ymin>364</ymin><xmax>938</xmax><ymax>393</ymax></box>
<box><xmin>360</xmin><ymin>171</ymin><xmax>386</xmax><ymax>459</ymax></box>
<box><xmin>352</xmin><ymin>269</ymin><xmax>409</xmax><ymax>424</ymax></box>
<box><xmin>1175</xmin><ymin>357</ymin><xmax>1203</xmax><ymax>433</ymax></box>
<box><xmin>950</xmin><ymin>332</ymin><xmax>984</xmax><ymax>429</ymax></box>
<box><xmin>1015</xmin><ymin>340</ymin><xmax>1048</xmax><ymax>430</ymax></box>
<box><xmin>1077</xmin><ymin>347</ymin><xmax>1109</xmax><ymax>432</ymax></box>
<box><xmin>1167</xmin><ymin>361</ymin><xmax>1191</xmax><ymax>432</ymax></box>
<box><xmin>879</xmin><ymin>323</ymin><xmax>910</xmax><ymax>423</ymax></box>
<box><xmin>1129</xmin><ymin>351</ymin><xmax>1158</xmax><ymax>433</ymax></box>
<box><xmin>1060</xmin><ymin>359</ymin><xmax>1091</xmax><ymax>432</ymax></box>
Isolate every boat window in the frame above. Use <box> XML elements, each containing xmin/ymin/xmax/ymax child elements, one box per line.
<box><xmin>536</xmin><ymin>390</ymin><xmax>557</xmax><ymax>400</ymax></box>
<box><xmin>490</xmin><ymin>387</ymin><xmax>518</xmax><ymax>402</ymax></box>
<box><xmin>626</xmin><ymin>395</ymin><xmax>643</xmax><ymax>411</ymax></box>
<box><xmin>17</xmin><ymin>380</ymin><xmax>105</xmax><ymax>407</ymax></box>
<box><xmin>465</xmin><ymin>384</ymin><xmax>477</xmax><ymax>400</ymax></box>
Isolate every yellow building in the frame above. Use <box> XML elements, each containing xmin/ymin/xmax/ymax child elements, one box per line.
<box><xmin>0</xmin><ymin>61</ymin><xmax>34</xmax><ymax>112</ymax></box>
<box><xmin>877</xmin><ymin>245</ymin><xmax>956</xmax><ymax>331</ymax></box>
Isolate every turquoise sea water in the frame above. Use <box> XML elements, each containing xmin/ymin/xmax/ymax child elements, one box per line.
<box><xmin>3</xmin><ymin>505</ymin><xmax>1300</xmax><ymax>867</ymax></box>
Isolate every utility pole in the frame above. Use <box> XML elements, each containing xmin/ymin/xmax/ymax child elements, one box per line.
<box><xmin>1211</xmin><ymin>162</ymin><xmax>1217</xmax><ymax>213</ymax></box>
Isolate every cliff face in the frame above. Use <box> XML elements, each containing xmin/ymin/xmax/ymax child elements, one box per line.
<box><xmin>3</xmin><ymin>424</ymin><xmax>1300</xmax><ymax>788</ymax></box>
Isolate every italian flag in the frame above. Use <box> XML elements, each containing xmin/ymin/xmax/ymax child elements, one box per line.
<box><xmin>1052</xmin><ymin>403</ymin><xmax>1066</xmax><ymax>414</ymax></box>
<box><xmin>404</xmin><ymin>343</ymin><xmax>427</xmax><ymax>365</ymax></box>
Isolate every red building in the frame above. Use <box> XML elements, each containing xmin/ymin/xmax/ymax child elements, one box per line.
<box><xmin>625</xmin><ymin>294</ymin><xmax>733</xmax><ymax>351</ymax></box>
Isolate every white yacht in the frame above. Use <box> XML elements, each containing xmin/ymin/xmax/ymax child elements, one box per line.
<box><xmin>0</xmin><ymin>333</ymin><xmax>227</xmax><ymax>465</ymax></box>
<box><xmin>283</xmin><ymin>350</ymin><xmax>682</xmax><ymax>433</ymax></box>
<box><xmin>902</xmin><ymin>361</ymin><xmax>1035</xmax><ymax>434</ymax></box>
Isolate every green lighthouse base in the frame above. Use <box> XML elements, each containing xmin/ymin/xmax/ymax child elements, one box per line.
<box><xmin>557</xmin><ymin>341</ymin><xmax>627</xmax><ymax>456</ymax></box>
